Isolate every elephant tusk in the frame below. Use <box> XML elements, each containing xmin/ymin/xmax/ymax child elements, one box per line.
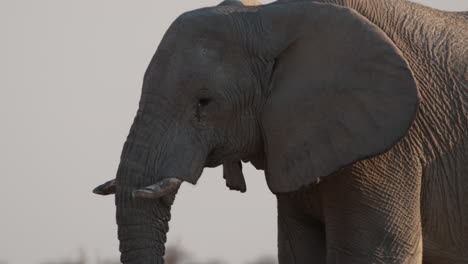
<box><xmin>132</xmin><ymin>178</ymin><xmax>182</xmax><ymax>200</ymax></box>
<box><xmin>93</xmin><ymin>179</ymin><xmax>117</xmax><ymax>195</ymax></box>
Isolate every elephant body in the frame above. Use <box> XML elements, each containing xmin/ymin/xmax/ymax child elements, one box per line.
<box><xmin>94</xmin><ymin>0</ymin><xmax>468</xmax><ymax>263</ymax></box>
<box><xmin>274</xmin><ymin>0</ymin><xmax>468</xmax><ymax>263</ymax></box>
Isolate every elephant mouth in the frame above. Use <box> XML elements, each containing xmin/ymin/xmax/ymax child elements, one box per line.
<box><xmin>204</xmin><ymin>148</ymin><xmax>226</xmax><ymax>167</ymax></box>
<box><xmin>204</xmin><ymin>147</ymin><xmax>249</xmax><ymax>168</ymax></box>
<box><xmin>205</xmin><ymin>157</ymin><xmax>223</xmax><ymax>168</ymax></box>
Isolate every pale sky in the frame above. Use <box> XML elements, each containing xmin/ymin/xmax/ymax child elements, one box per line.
<box><xmin>1</xmin><ymin>0</ymin><xmax>467</xmax><ymax>263</ymax></box>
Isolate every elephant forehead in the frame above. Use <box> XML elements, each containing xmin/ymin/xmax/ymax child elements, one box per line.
<box><xmin>143</xmin><ymin>42</ymin><xmax>219</xmax><ymax>85</ymax></box>
<box><xmin>168</xmin><ymin>7</ymin><xmax>245</xmax><ymax>50</ymax></box>
<box><xmin>142</xmin><ymin>50</ymin><xmax>229</xmax><ymax>99</ymax></box>
<box><xmin>172</xmin><ymin>10</ymin><xmax>228</xmax><ymax>39</ymax></box>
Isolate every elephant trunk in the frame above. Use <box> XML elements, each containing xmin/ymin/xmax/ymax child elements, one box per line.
<box><xmin>115</xmin><ymin>109</ymin><xmax>175</xmax><ymax>264</ymax></box>
<box><xmin>116</xmin><ymin>186</ymin><xmax>172</xmax><ymax>264</ymax></box>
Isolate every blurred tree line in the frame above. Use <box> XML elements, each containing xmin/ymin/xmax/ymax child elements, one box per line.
<box><xmin>36</xmin><ymin>245</ymin><xmax>277</xmax><ymax>264</ymax></box>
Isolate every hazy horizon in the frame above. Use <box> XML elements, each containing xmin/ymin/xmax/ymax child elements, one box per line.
<box><xmin>1</xmin><ymin>0</ymin><xmax>467</xmax><ymax>263</ymax></box>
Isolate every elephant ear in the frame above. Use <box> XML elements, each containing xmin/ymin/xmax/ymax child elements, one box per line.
<box><xmin>259</xmin><ymin>3</ymin><xmax>419</xmax><ymax>193</ymax></box>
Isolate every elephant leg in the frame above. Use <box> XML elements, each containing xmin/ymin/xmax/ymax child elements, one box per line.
<box><xmin>277</xmin><ymin>192</ymin><xmax>326</xmax><ymax>264</ymax></box>
<box><xmin>320</xmin><ymin>149</ymin><xmax>423</xmax><ymax>264</ymax></box>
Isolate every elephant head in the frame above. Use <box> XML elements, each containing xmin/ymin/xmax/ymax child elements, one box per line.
<box><xmin>94</xmin><ymin>0</ymin><xmax>418</xmax><ymax>262</ymax></box>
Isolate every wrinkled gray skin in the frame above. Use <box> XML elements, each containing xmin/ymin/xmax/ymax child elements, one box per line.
<box><xmin>94</xmin><ymin>0</ymin><xmax>468</xmax><ymax>263</ymax></box>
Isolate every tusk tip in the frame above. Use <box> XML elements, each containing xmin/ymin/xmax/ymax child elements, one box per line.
<box><xmin>92</xmin><ymin>179</ymin><xmax>116</xmax><ymax>196</ymax></box>
<box><xmin>92</xmin><ymin>187</ymin><xmax>103</xmax><ymax>195</ymax></box>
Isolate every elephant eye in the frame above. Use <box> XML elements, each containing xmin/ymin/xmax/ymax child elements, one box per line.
<box><xmin>198</xmin><ymin>97</ymin><xmax>212</xmax><ymax>108</ymax></box>
<box><xmin>195</xmin><ymin>97</ymin><xmax>213</xmax><ymax>122</ymax></box>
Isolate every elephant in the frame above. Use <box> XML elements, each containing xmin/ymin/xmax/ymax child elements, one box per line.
<box><xmin>93</xmin><ymin>0</ymin><xmax>468</xmax><ymax>263</ymax></box>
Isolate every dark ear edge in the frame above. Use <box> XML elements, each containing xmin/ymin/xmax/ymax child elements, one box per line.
<box><xmin>218</xmin><ymin>0</ymin><xmax>262</xmax><ymax>7</ymax></box>
<box><xmin>259</xmin><ymin>3</ymin><xmax>419</xmax><ymax>193</ymax></box>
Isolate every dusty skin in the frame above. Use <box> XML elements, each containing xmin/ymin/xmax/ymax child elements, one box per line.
<box><xmin>94</xmin><ymin>0</ymin><xmax>468</xmax><ymax>263</ymax></box>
